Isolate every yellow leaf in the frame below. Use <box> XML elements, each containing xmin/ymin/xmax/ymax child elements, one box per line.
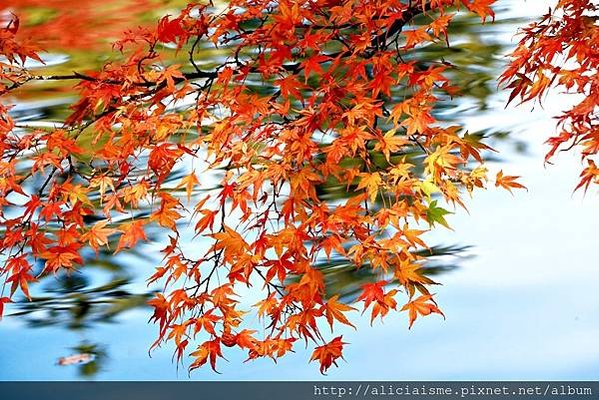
<box><xmin>177</xmin><ymin>170</ymin><xmax>200</xmax><ymax>202</ymax></box>
<box><xmin>356</xmin><ymin>172</ymin><xmax>382</xmax><ymax>203</ymax></box>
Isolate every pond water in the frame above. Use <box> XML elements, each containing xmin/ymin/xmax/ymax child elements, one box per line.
<box><xmin>1</xmin><ymin>0</ymin><xmax>598</xmax><ymax>380</ymax></box>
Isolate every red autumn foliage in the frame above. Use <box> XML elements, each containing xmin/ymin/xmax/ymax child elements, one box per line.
<box><xmin>2</xmin><ymin>0</ymin><xmax>591</xmax><ymax>374</ymax></box>
<box><xmin>501</xmin><ymin>0</ymin><xmax>598</xmax><ymax>191</ymax></box>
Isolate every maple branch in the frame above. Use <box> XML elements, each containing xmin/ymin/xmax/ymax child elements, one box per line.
<box><xmin>0</xmin><ymin>0</ymin><xmax>505</xmax><ymax>374</ymax></box>
<box><xmin>370</xmin><ymin>1</ymin><xmax>432</xmax><ymax>51</ymax></box>
<box><xmin>27</xmin><ymin>69</ymin><xmax>217</xmax><ymax>86</ymax></box>
<box><xmin>5</xmin><ymin>1</ymin><xmax>430</xmax><ymax>97</ymax></box>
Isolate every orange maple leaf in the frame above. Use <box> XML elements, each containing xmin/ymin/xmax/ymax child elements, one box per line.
<box><xmin>495</xmin><ymin>170</ymin><xmax>527</xmax><ymax>195</ymax></box>
<box><xmin>189</xmin><ymin>339</ymin><xmax>224</xmax><ymax>373</ymax></box>
<box><xmin>176</xmin><ymin>170</ymin><xmax>200</xmax><ymax>202</ymax></box>
<box><xmin>115</xmin><ymin>220</ymin><xmax>148</xmax><ymax>253</ymax></box>
<box><xmin>310</xmin><ymin>336</ymin><xmax>347</xmax><ymax>374</ymax></box>
<box><xmin>81</xmin><ymin>220</ymin><xmax>120</xmax><ymax>254</ymax></box>
<box><xmin>322</xmin><ymin>295</ymin><xmax>357</xmax><ymax>330</ymax></box>
<box><xmin>401</xmin><ymin>294</ymin><xmax>445</xmax><ymax>329</ymax></box>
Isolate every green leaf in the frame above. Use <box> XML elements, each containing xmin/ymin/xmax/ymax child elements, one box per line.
<box><xmin>426</xmin><ymin>200</ymin><xmax>452</xmax><ymax>229</ymax></box>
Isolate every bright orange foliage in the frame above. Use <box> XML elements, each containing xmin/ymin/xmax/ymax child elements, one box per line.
<box><xmin>1</xmin><ymin>0</ymin><xmax>557</xmax><ymax>375</ymax></box>
<box><xmin>501</xmin><ymin>0</ymin><xmax>598</xmax><ymax>191</ymax></box>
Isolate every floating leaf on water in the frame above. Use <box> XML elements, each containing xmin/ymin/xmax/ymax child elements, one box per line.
<box><xmin>57</xmin><ymin>353</ymin><xmax>95</xmax><ymax>366</ymax></box>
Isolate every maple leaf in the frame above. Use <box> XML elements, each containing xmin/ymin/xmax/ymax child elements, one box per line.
<box><xmin>148</xmin><ymin>293</ymin><xmax>170</xmax><ymax>336</ymax></box>
<box><xmin>369</xmin><ymin>289</ymin><xmax>399</xmax><ymax>324</ymax></box>
<box><xmin>320</xmin><ymin>233</ymin><xmax>345</xmax><ymax>260</ymax></box>
<box><xmin>235</xmin><ymin>329</ymin><xmax>258</xmax><ymax>350</ymax></box>
<box><xmin>429</xmin><ymin>13</ymin><xmax>454</xmax><ymax>39</ymax></box>
<box><xmin>150</xmin><ymin>193</ymin><xmax>183</xmax><ymax>230</ymax></box>
<box><xmin>403</xmin><ymin>27</ymin><xmax>432</xmax><ymax>49</ymax></box>
<box><xmin>356</xmin><ymin>281</ymin><xmax>400</xmax><ymax>323</ymax></box>
<box><xmin>322</xmin><ymin>295</ymin><xmax>357</xmax><ymax>330</ymax></box>
<box><xmin>273</xmin><ymin>0</ymin><xmax>302</xmax><ymax>28</ymax></box>
<box><xmin>115</xmin><ymin>220</ymin><xmax>148</xmax><ymax>253</ymax></box>
<box><xmin>90</xmin><ymin>175</ymin><xmax>115</xmax><ymax>204</ymax></box>
<box><xmin>466</xmin><ymin>0</ymin><xmax>496</xmax><ymax>23</ymax></box>
<box><xmin>495</xmin><ymin>170</ymin><xmax>527</xmax><ymax>195</ymax></box>
<box><xmin>356</xmin><ymin>172</ymin><xmax>382</xmax><ymax>204</ymax></box>
<box><xmin>80</xmin><ymin>220</ymin><xmax>119</xmax><ymax>254</ymax></box>
<box><xmin>401</xmin><ymin>294</ymin><xmax>445</xmax><ymax>329</ymax></box>
<box><xmin>401</xmin><ymin>224</ymin><xmax>428</xmax><ymax>249</ymax></box>
<box><xmin>23</xmin><ymin>195</ymin><xmax>41</xmax><ymax>219</ymax></box>
<box><xmin>425</xmin><ymin>146</ymin><xmax>464</xmax><ymax>178</ymax></box>
<box><xmin>157</xmin><ymin>16</ymin><xmax>186</xmax><ymax>44</ymax></box>
<box><xmin>193</xmin><ymin>309</ymin><xmax>221</xmax><ymax>336</ymax></box>
<box><xmin>123</xmin><ymin>182</ymin><xmax>149</xmax><ymax>208</ymax></box>
<box><xmin>301</xmin><ymin>54</ymin><xmax>330</xmax><ymax>84</ymax></box>
<box><xmin>275</xmin><ymin>74</ymin><xmax>304</xmax><ymax>99</ymax></box>
<box><xmin>168</xmin><ymin>322</ymin><xmax>190</xmax><ymax>348</ymax></box>
<box><xmin>394</xmin><ymin>261</ymin><xmax>437</xmax><ymax>297</ymax></box>
<box><xmin>211</xmin><ymin>226</ymin><xmax>250</xmax><ymax>262</ymax></box>
<box><xmin>189</xmin><ymin>339</ymin><xmax>224</xmax><ymax>373</ymax></box>
<box><xmin>310</xmin><ymin>336</ymin><xmax>347</xmax><ymax>374</ymax></box>
<box><xmin>254</xmin><ymin>294</ymin><xmax>279</xmax><ymax>319</ymax></box>
<box><xmin>402</xmin><ymin>109</ymin><xmax>435</xmax><ymax>136</ymax></box>
<box><xmin>176</xmin><ymin>170</ymin><xmax>200</xmax><ymax>202</ymax></box>
<box><xmin>174</xmin><ymin>339</ymin><xmax>189</xmax><ymax>365</ymax></box>
<box><xmin>61</xmin><ymin>182</ymin><xmax>92</xmax><ymax>206</ymax></box>
<box><xmin>6</xmin><ymin>269</ymin><xmax>37</xmax><ymax>299</ymax></box>
<box><xmin>459</xmin><ymin>131</ymin><xmax>495</xmax><ymax>163</ymax></box>
<box><xmin>0</xmin><ymin>297</ymin><xmax>11</xmax><ymax>320</ymax></box>
<box><xmin>574</xmin><ymin>160</ymin><xmax>599</xmax><ymax>194</ymax></box>
<box><xmin>374</xmin><ymin>129</ymin><xmax>409</xmax><ymax>161</ymax></box>
<box><xmin>40</xmin><ymin>245</ymin><xmax>83</xmax><ymax>273</ymax></box>
<box><xmin>426</xmin><ymin>200</ymin><xmax>452</xmax><ymax>229</ymax></box>
<box><xmin>158</xmin><ymin>64</ymin><xmax>185</xmax><ymax>92</ymax></box>
<box><xmin>194</xmin><ymin>209</ymin><xmax>219</xmax><ymax>235</ymax></box>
